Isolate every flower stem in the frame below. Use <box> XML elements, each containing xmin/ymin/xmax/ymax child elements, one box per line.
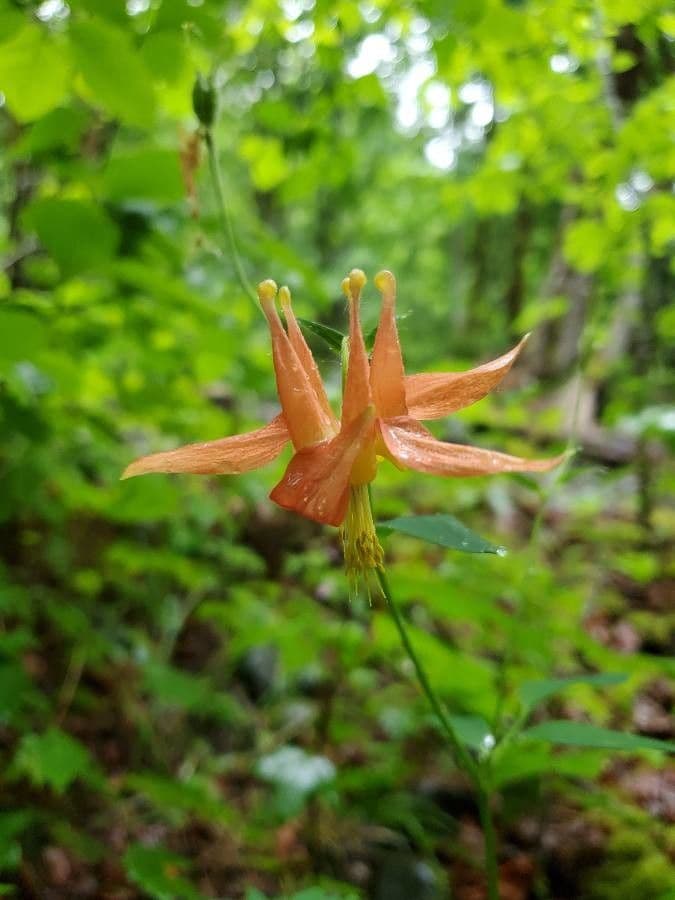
<box><xmin>375</xmin><ymin>565</ymin><xmax>500</xmax><ymax>900</ymax></box>
<box><xmin>203</xmin><ymin>128</ymin><xmax>258</xmax><ymax>309</ymax></box>
<box><xmin>477</xmin><ymin>786</ymin><xmax>500</xmax><ymax>900</ymax></box>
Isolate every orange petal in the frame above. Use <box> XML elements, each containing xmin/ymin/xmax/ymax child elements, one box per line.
<box><xmin>341</xmin><ymin>269</ymin><xmax>372</xmax><ymax>427</ymax></box>
<box><xmin>258</xmin><ymin>281</ymin><xmax>336</xmax><ymax>449</ymax></box>
<box><xmin>270</xmin><ymin>406</ymin><xmax>376</xmax><ymax>526</ymax></box>
<box><xmin>404</xmin><ymin>334</ymin><xmax>530</xmax><ymax>420</ymax></box>
<box><xmin>279</xmin><ymin>285</ymin><xmax>337</xmax><ymax>429</ymax></box>
<box><xmin>379</xmin><ymin>416</ymin><xmax>565</xmax><ymax>476</ymax></box>
<box><xmin>370</xmin><ymin>270</ymin><xmax>408</xmax><ymax>418</ymax></box>
<box><xmin>121</xmin><ymin>414</ymin><xmax>289</xmax><ymax>479</ymax></box>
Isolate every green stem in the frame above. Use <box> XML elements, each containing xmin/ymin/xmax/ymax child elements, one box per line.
<box><xmin>375</xmin><ymin>566</ymin><xmax>499</xmax><ymax>899</ymax></box>
<box><xmin>477</xmin><ymin>786</ymin><xmax>500</xmax><ymax>900</ymax></box>
<box><xmin>203</xmin><ymin>129</ymin><xmax>258</xmax><ymax>308</ymax></box>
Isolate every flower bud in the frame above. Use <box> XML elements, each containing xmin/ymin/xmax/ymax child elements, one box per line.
<box><xmin>192</xmin><ymin>73</ymin><xmax>217</xmax><ymax>128</ymax></box>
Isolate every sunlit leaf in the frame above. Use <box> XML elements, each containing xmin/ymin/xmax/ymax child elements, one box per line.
<box><xmin>0</xmin><ymin>24</ymin><xmax>70</xmax><ymax>122</ymax></box>
<box><xmin>0</xmin><ymin>311</ymin><xmax>47</xmax><ymax>363</ymax></box>
<box><xmin>71</xmin><ymin>18</ymin><xmax>156</xmax><ymax>126</ymax></box>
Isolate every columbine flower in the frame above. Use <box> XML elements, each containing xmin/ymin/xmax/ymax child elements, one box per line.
<box><xmin>123</xmin><ymin>269</ymin><xmax>563</xmax><ymax>590</ymax></box>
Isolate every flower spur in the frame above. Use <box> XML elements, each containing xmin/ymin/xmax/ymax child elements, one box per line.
<box><xmin>123</xmin><ymin>270</ymin><xmax>564</xmax><ymax>588</ymax></box>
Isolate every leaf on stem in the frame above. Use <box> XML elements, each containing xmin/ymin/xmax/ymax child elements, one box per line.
<box><xmin>296</xmin><ymin>317</ymin><xmax>345</xmax><ymax>353</ymax></box>
<box><xmin>518</xmin><ymin>672</ymin><xmax>627</xmax><ymax>714</ymax></box>
<box><xmin>378</xmin><ymin>514</ymin><xmax>505</xmax><ymax>555</ymax></box>
<box><xmin>523</xmin><ymin>721</ymin><xmax>675</xmax><ymax>753</ymax></box>
<box><xmin>447</xmin><ymin>714</ymin><xmax>494</xmax><ymax>751</ymax></box>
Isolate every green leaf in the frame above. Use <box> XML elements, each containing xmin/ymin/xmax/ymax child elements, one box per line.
<box><xmin>523</xmin><ymin>721</ymin><xmax>675</xmax><ymax>753</ymax></box>
<box><xmin>0</xmin><ymin>662</ymin><xmax>35</xmax><ymax>724</ymax></box>
<box><xmin>71</xmin><ymin>18</ymin><xmax>156</xmax><ymax>127</ymax></box>
<box><xmin>563</xmin><ymin>219</ymin><xmax>608</xmax><ymax>273</ymax></box>
<box><xmin>514</xmin><ymin>295</ymin><xmax>569</xmax><ymax>332</ymax></box>
<box><xmin>24</xmin><ymin>198</ymin><xmax>119</xmax><ymax>276</ymax></box>
<box><xmin>296</xmin><ymin>317</ymin><xmax>345</xmax><ymax>353</ymax></box>
<box><xmin>19</xmin><ymin>106</ymin><xmax>89</xmax><ymax>156</ymax></box>
<box><xmin>373</xmin><ymin>617</ymin><xmax>495</xmax><ymax>713</ymax></box>
<box><xmin>142</xmin><ymin>661</ymin><xmax>238</xmax><ymax>722</ymax></box>
<box><xmin>447</xmin><ymin>714</ymin><xmax>493</xmax><ymax>751</ymax></box>
<box><xmin>103</xmin><ymin>147</ymin><xmax>184</xmax><ymax>204</ymax></box>
<box><xmin>143</xmin><ymin>661</ymin><xmax>212</xmax><ymax>709</ymax></box>
<box><xmin>13</xmin><ymin>728</ymin><xmax>98</xmax><ymax>793</ymax></box>
<box><xmin>239</xmin><ymin>135</ymin><xmax>289</xmax><ymax>190</ymax></box>
<box><xmin>519</xmin><ymin>673</ymin><xmax>627</xmax><ymax>713</ymax></box>
<box><xmin>0</xmin><ymin>25</ymin><xmax>71</xmax><ymax>122</ymax></box>
<box><xmin>0</xmin><ymin>811</ymin><xmax>31</xmax><ymax>872</ymax></box>
<box><xmin>491</xmin><ymin>745</ymin><xmax>605</xmax><ymax>788</ymax></box>
<box><xmin>0</xmin><ymin>311</ymin><xmax>47</xmax><ymax>363</ymax></box>
<box><xmin>378</xmin><ymin>514</ymin><xmax>505</xmax><ymax>554</ymax></box>
<box><xmin>125</xmin><ymin>773</ymin><xmax>231</xmax><ymax>825</ymax></box>
<box><xmin>123</xmin><ymin>844</ymin><xmax>204</xmax><ymax>900</ymax></box>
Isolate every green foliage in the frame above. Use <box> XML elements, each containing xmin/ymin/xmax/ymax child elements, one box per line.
<box><xmin>523</xmin><ymin>722</ymin><xmax>675</xmax><ymax>754</ymax></box>
<box><xmin>70</xmin><ymin>18</ymin><xmax>157</xmax><ymax>126</ymax></box>
<box><xmin>23</xmin><ymin>197</ymin><xmax>119</xmax><ymax>276</ymax></box>
<box><xmin>0</xmin><ymin>23</ymin><xmax>70</xmax><ymax>121</ymax></box>
<box><xmin>124</xmin><ymin>772</ymin><xmax>233</xmax><ymax>826</ymax></box>
<box><xmin>518</xmin><ymin>673</ymin><xmax>628</xmax><ymax>714</ymax></box>
<box><xmin>297</xmin><ymin>318</ymin><xmax>346</xmax><ymax>354</ymax></box>
<box><xmin>0</xmin><ymin>812</ymin><xmax>31</xmax><ymax>872</ymax></box>
<box><xmin>11</xmin><ymin>728</ymin><xmax>100</xmax><ymax>794</ymax></box>
<box><xmin>379</xmin><ymin>514</ymin><xmax>505</xmax><ymax>554</ymax></box>
<box><xmin>0</xmin><ymin>0</ymin><xmax>672</xmax><ymax>895</ymax></box>
<box><xmin>123</xmin><ymin>844</ymin><xmax>204</xmax><ymax>900</ymax></box>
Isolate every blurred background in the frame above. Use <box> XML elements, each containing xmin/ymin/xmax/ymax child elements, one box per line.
<box><xmin>0</xmin><ymin>0</ymin><xmax>673</xmax><ymax>897</ymax></box>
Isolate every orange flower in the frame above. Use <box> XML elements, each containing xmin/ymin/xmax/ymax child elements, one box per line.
<box><xmin>123</xmin><ymin>269</ymin><xmax>563</xmax><ymax>584</ymax></box>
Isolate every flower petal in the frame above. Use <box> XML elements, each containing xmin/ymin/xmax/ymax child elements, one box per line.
<box><xmin>404</xmin><ymin>334</ymin><xmax>530</xmax><ymax>420</ymax></box>
<box><xmin>270</xmin><ymin>406</ymin><xmax>376</xmax><ymax>526</ymax></box>
<box><xmin>279</xmin><ymin>286</ymin><xmax>337</xmax><ymax>428</ymax></box>
<box><xmin>370</xmin><ymin>270</ymin><xmax>408</xmax><ymax>418</ymax></box>
<box><xmin>259</xmin><ymin>281</ymin><xmax>336</xmax><ymax>449</ymax></box>
<box><xmin>379</xmin><ymin>416</ymin><xmax>565</xmax><ymax>476</ymax></box>
<box><xmin>121</xmin><ymin>414</ymin><xmax>290</xmax><ymax>479</ymax></box>
<box><xmin>341</xmin><ymin>270</ymin><xmax>372</xmax><ymax>428</ymax></box>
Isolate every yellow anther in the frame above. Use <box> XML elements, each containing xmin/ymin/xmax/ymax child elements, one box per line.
<box><xmin>341</xmin><ymin>276</ymin><xmax>350</xmax><ymax>299</ymax></box>
<box><xmin>278</xmin><ymin>285</ymin><xmax>292</xmax><ymax>309</ymax></box>
<box><xmin>374</xmin><ymin>270</ymin><xmax>396</xmax><ymax>294</ymax></box>
<box><xmin>349</xmin><ymin>268</ymin><xmax>367</xmax><ymax>295</ymax></box>
<box><xmin>257</xmin><ymin>279</ymin><xmax>278</xmax><ymax>305</ymax></box>
<box><xmin>339</xmin><ymin>484</ymin><xmax>384</xmax><ymax>603</ymax></box>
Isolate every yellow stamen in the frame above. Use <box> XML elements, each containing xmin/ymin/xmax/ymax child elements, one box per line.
<box><xmin>374</xmin><ymin>269</ymin><xmax>395</xmax><ymax>295</ymax></box>
<box><xmin>257</xmin><ymin>279</ymin><xmax>278</xmax><ymax>307</ymax></box>
<box><xmin>278</xmin><ymin>285</ymin><xmax>291</xmax><ymax>308</ymax></box>
<box><xmin>348</xmin><ymin>268</ymin><xmax>366</xmax><ymax>297</ymax></box>
<box><xmin>339</xmin><ymin>484</ymin><xmax>384</xmax><ymax>602</ymax></box>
